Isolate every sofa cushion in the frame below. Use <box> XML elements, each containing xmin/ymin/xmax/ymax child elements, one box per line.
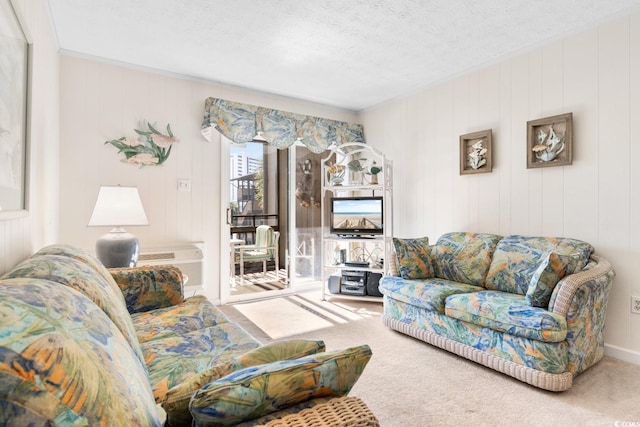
<box><xmin>162</xmin><ymin>339</ymin><xmax>326</xmax><ymax>427</ymax></box>
<box><xmin>189</xmin><ymin>345</ymin><xmax>372</xmax><ymax>427</ymax></box>
<box><xmin>392</xmin><ymin>236</ymin><xmax>433</xmax><ymax>279</ymax></box>
<box><xmin>379</xmin><ymin>276</ymin><xmax>484</xmax><ymax>313</ymax></box>
<box><xmin>431</xmin><ymin>232</ymin><xmax>503</xmax><ymax>287</ymax></box>
<box><xmin>485</xmin><ymin>235</ymin><xmax>593</xmax><ymax>295</ymax></box>
<box><xmin>1</xmin><ymin>254</ymin><xmax>145</xmax><ymax>365</ymax></box>
<box><xmin>526</xmin><ymin>251</ymin><xmax>588</xmax><ymax>307</ymax></box>
<box><xmin>445</xmin><ymin>291</ymin><xmax>567</xmax><ymax>343</ymax></box>
<box><xmin>0</xmin><ymin>279</ymin><xmax>161</xmax><ymax>426</ymax></box>
<box><xmin>141</xmin><ymin>322</ymin><xmax>260</xmax><ymax>402</ymax></box>
<box><xmin>109</xmin><ymin>265</ymin><xmax>184</xmax><ymax>313</ymax></box>
<box><xmin>131</xmin><ymin>295</ymin><xmax>231</xmax><ymax>343</ymax></box>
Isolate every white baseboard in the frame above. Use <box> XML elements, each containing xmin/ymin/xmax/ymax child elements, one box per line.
<box><xmin>604</xmin><ymin>343</ymin><xmax>640</xmax><ymax>365</ymax></box>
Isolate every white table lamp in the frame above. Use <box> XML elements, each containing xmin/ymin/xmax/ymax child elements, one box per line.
<box><xmin>88</xmin><ymin>185</ymin><xmax>149</xmax><ymax>268</ymax></box>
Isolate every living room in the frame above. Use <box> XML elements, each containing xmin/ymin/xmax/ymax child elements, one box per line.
<box><xmin>2</xmin><ymin>0</ymin><xmax>640</xmax><ymax>425</ymax></box>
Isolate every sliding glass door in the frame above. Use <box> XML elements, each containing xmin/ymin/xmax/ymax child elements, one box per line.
<box><xmin>220</xmin><ymin>137</ymin><xmax>325</xmax><ymax>303</ymax></box>
<box><xmin>287</xmin><ymin>143</ymin><xmax>322</xmax><ymax>288</ymax></box>
<box><xmin>223</xmin><ymin>137</ymin><xmax>290</xmax><ymax>302</ymax></box>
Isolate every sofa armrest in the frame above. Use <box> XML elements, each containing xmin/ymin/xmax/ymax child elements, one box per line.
<box><xmin>388</xmin><ymin>247</ymin><xmax>399</xmax><ymax>276</ymax></box>
<box><xmin>549</xmin><ymin>255</ymin><xmax>615</xmax><ymax>375</ymax></box>
<box><xmin>550</xmin><ymin>255</ymin><xmax>615</xmax><ymax>317</ymax></box>
<box><xmin>109</xmin><ymin>265</ymin><xmax>184</xmax><ymax>314</ymax></box>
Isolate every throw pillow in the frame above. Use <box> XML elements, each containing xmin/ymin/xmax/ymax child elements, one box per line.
<box><xmin>525</xmin><ymin>251</ymin><xmax>584</xmax><ymax>307</ymax></box>
<box><xmin>392</xmin><ymin>237</ymin><xmax>433</xmax><ymax>279</ymax></box>
<box><xmin>189</xmin><ymin>345</ymin><xmax>372</xmax><ymax>427</ymax></box>
<box><xmin>108</xmin><ymin>265</ymin><xmax>184</xmax><ymax>313</ymax></box>
<box><xmin>162</xmin><ymin>339</ymin><xmax>326</xmax><ymax>426</ymax></box>
<box><xmin>432</xmin><ymin>232</ymin><xmax>503</xmax><ymax>287</ymax></box>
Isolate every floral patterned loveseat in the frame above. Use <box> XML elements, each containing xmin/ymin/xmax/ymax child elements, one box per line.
<box><xmin>0</xmin><ymin>244</ymin><xmax>372</xmax><ymax>426</ymax></box>
<box><xmin>380</xmin><ymin>232</ymin><xmax>615</xmax><ymax>391</ymax></box>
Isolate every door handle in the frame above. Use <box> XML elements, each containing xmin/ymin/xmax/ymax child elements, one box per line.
<box><xmin>226</xmin><ymin>208</ymin><xmax>232</xmax><ymax>225</ymax></box>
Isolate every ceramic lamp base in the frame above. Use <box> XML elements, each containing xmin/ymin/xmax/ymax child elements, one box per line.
<box><xmin>95</xmin><ymin>228</ymin><xmax>140</xmax><ymax>268</ymax></box>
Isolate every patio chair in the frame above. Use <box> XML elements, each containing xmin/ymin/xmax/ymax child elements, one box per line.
<box><xmin>235</xmin><ymin>225</ymin><xmax>280</xmax><ymax>286</ymax></box>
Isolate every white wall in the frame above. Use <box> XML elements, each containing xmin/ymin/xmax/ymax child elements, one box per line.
<box><xmin>5</xmin><ymin>0</ymin><xmax>638</xmax><ymax>363</ymax></box>
<box><xmin>58</xmin><ymin>55</ymin><xmax>358</xmax><ymax>302</ymax></box>
<box><xmin>0</xmin><ymin>0</ymin><xmax>59</xmax><ymax>275</ymax></box>
<box><xmin>361</xmin><ymin>13</ymin><xmax>640</xmax><ymax>361</ymax></box>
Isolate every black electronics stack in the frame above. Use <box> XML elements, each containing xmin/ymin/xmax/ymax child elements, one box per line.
<box><xmin>340</xmin><ymin>261</ymin><xmax>378</xmax><ymax>296</ymax></box>
<box><xmin>340</xmin><ymin>261</ymin><xmax>368</xmax><ymax>295</ymax></box>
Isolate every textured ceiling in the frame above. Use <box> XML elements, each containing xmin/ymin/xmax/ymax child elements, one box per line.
<box><xmin>47</xmin><ymin>0</ymin><xmax>640</xmax><ymax>111</ymax></box>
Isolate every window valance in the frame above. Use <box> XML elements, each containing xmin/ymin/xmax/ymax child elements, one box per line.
<box><xmin>201</xmin><ymin>97</ymin><xmax>365</xmax><ymax>153</ymax></box>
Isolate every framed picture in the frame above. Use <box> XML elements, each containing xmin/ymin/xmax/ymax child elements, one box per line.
<box><xmin>0</xmin><ymin>0</ymin><xmax>29</xmax><ymax>216</ymax></box>
<box><xmin>460</xmin><ymin>129</ymin><xmax>492</xmax><ymax>175</ymax></box>
<box><xmin>527</xmin><ymin>113</ymin><xmax>572</xmax><ymax>168</ymax></box>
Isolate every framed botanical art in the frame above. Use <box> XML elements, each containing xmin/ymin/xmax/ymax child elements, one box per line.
<box><xmin>0</xmin><ymin>0</ymin><xmax>29</xmax><ymax>216</ymax></box>
<box><xmin>527</xmin><ymin>113</ymin><xmax>573</xmax><ymax>168</ymax></box>
<box><xmin>460</xmin><ymin>129</ymin><xmax>492</xmax><ymax>175</ymax></box>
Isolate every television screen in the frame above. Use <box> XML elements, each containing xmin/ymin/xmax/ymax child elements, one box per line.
<box><xmin>330</xmin><ymin>196</ymin><xmax>383</xmax><ymax>236</ymax></box>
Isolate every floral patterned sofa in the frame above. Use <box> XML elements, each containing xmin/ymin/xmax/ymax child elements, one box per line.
<box><xmin>0</xmin><ymin>244</ymin><xmax>372</xmax><ymax>426</ymax></box>
<box><xmin>380</xmin><ymin>232</ymin><xmax>615</xmax><ymax>391</ymax></box>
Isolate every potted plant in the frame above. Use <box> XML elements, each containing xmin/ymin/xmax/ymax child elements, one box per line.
<box><xmin>366</xmin><ymin>161</ymin><xmax>382</xmax><ymax>184</ymax></box>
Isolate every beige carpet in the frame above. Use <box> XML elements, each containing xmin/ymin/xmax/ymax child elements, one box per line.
<box><xmin>222</xmin><ymin>290</ymin><xmax>382</xmax><ymax>342</ymax></box>
<box><xmin>221</xmin><ymin>292</ymin><xmax>640</xmax><ymax>427</ymax></box>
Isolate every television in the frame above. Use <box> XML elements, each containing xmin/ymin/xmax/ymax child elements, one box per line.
<box><xmin>330</xmin><ymin>196</ymin><xmax>384</xmax><ymax>236</ymax></box>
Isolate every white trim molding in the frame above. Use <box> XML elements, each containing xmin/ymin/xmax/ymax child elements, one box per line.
<box><xmin>605</xmin><ymin>344</ymin><xmax>640</xmax><ymax>366</ymax></box>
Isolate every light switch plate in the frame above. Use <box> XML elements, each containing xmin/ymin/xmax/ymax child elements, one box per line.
<box><xmin>177</xmin><ymin>179</ymin><xmax>191</xmax><ymax>192</ymax></box>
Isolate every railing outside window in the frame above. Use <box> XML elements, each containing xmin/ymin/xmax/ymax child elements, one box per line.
<box><xmin>230</xmin><ymin>214</ymin><xmax>279</xmax><ymax>245</ymax></box>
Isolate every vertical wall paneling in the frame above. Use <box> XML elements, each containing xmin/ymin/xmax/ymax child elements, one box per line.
<box><xmin>419</xmin><ymin>91</ymin><xmax>437</xmax><ymax>236</ymax></box>
<box><xmin>497</xmin><ymin>62</ymin><xmax>513</xmax><ymax>235</ymax></box>
<box><xmin>405</xmin><ymin>97</ymin><xmax>421</xmax><ymax>230</ymax></box>
<box><xmin>58</xmin><ymin>57</ymin><xmax>357</xmax><ymax>300</ymax></box>
<box><xmin>174</xmin><ymin>80</ymin><xmax>195</xmax><ymax>242</ymax></box>
<box><xmin>452</xmin><ymin>76</ymin><xmax>471</xmax><ymax>231</ymax></box>
<box><xmin>477</xmin><ymin>65</ymin><xmax>501</xmax><ymax>234</ymax></box>
<box><xmin>433</xmin><ymin>82</ymin><xmax>455</xmax><ymax>236</ymax></box>
<box><xmin>6</xmin><ymin>0</ymin><xmax>640</xmax><ymax>360</ymax></box>
<box><xmin>60</xmin><ymin>58</ymin><xmax>89</xmax><ymax>243</ymax></box>
<box><xmin>562</xmin><ymin>30</ymin><xmax>599</xmax><ymax>244</ymax></box>
<box><xmin>629</xmin><ymin>13</ymin><xmax>640</xmax><ymax>352</ymax></box>
<box><xmin>507</xmin><ymin>54</ymin><xmax>531</xmax><ymax>234</ymax></box>
<box><xmin>598</xmin><ymin>18</ymin><xmax>632</xmax><ymax>348</ymax></box>
<box><xmin>528</xmin><ymin>49</ymin><xmax>544</xmax><ymax>236</ymax></box>
<box><xmin>540</xmin><ymin>42</ymin><xmax>566</xmax><ymax>238</ymax></box>
<box><xmin>362</xmin><ymin>12</ymin><xmax>640</xmax><ymax>358</ymax></box>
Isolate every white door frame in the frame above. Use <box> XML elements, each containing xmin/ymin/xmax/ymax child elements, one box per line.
<box><xmin>219</xmin><ymin>136</ymin><xmax>293</xmax><ymax>304</ymax></box>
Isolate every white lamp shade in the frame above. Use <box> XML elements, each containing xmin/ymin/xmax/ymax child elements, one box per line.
<box><xmin>88</xmin><ymin>186</ymin><xmax>149</xmax><ymax>227</ymax></box>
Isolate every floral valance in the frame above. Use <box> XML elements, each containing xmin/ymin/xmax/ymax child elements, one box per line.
<box><xmin>201</xmin><ymin>97</ymin><xmax>365</xmax><ymax>153</ymax></box>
